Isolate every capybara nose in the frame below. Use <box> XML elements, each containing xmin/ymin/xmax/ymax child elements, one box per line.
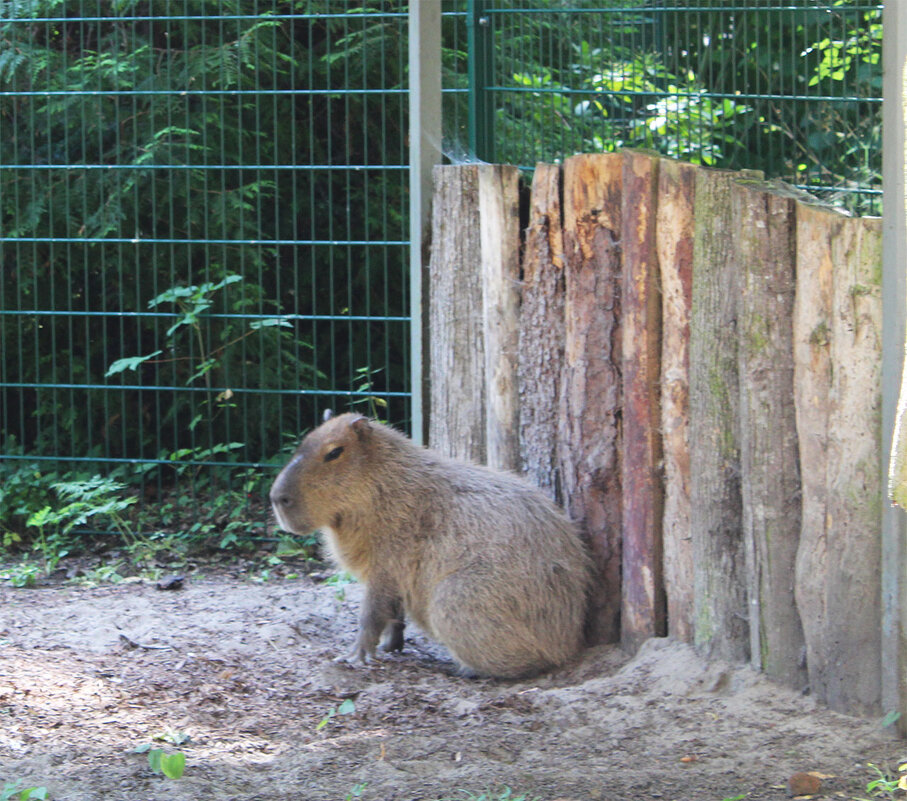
<box><xmin>271</xmin><ymin>490</ymin><xmax>292</xmax><ymax>509</ymax></box>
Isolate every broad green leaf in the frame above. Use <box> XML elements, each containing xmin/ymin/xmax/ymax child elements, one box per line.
<box><xmin>105</xmin><ymin>350</ymin><xmax>163</xmax><ymax>377</ymax></box>
<box><xmin>160</xmin><ymin>751</ymin><xmax>186</xmax><ymax>779</ymax></box>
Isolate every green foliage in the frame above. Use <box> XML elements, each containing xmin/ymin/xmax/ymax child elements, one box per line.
<box><xmin>324</xmin><ymin>570</ymin><xmax>356</xmax><ymax>601</ymax></box>
<box><xmin>132</xmin><ymin>743</ymin><xmax>187</xmax><ymax>780</ymax></box>
<box><xmin>316</xmin><ymin>698</ymin><xmax>356</xmax><ymax>731</ymax></box>
<box><xmin>864</xmin><ymin>763</ymin><xmax>901</xmax><ymax>800</ymax></box>
<box><xmin>25</xmin><ymin>475</ymin><xmax>136</xmax><ymax>572</ymax></box>
<box><xmin>0</xmin><ymin>782</ymin><xmax>48</xmax><ymax>801</ymax></box>
<box><xmin>0</xmin><ymin>560</ymin><xmax>43</xmax><ymax>588</ymax></box>
<box><xmin>1</xmin><ymin>1</ymin><xmax>410</xmax><ymax>481</ymax></box>
<box><xmin>480</xmin><ymin>2</ymin><xmax>880</xmax><ymax>214</ymax></box>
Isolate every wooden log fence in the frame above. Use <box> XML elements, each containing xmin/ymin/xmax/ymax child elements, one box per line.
<box><xmin>427</xmin><ymin>151</ymin><xmax>883</xmax><ymax>717</ymax></box>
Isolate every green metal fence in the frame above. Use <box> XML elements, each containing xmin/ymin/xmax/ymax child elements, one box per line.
<box><xmin>0</xmin><ymin>1</ymin><xmax>883</xmax><ymax>548</ymax></box>
<box><xmin>451</xmin><ymin>0</ymin><xmax>881</xmax><ymax>215</ymax></box>
<box><xmin>0</xmin><ymin>3</ymin><xmax>410</xmax><ymax>542</ymax></box>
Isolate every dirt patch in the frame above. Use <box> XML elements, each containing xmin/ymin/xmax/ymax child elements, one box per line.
<box><xmin>0</xmin><ymin>570</ymin><xmax>900</xmax><ymax>801</ymax></box>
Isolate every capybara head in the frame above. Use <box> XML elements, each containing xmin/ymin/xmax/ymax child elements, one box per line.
<box><xmin>269</xmin><ymin>413</ymin><xmax>374</xmax><ymax>535</ymax></box>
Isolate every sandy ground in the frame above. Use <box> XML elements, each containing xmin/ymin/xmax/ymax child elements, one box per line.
<box><xmin>0</xmin><ymin>569</ymin><xmax>901</xmax><ymax>801</ymax></box>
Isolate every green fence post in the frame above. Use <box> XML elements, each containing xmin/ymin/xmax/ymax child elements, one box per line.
<box><xmin>467</xmin><ymin>0</ymin><xmax>495</xmax><ymax>163</ymax></box>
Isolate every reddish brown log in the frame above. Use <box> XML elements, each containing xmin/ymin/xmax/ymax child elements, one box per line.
<box><xmin>656</xmin><ymin>158</ymin><xmax>697</xmax><ymax>644</ymax></box>
<box><xmin>620</xmin><ymin>151</ymin><xmax>665</xmax><ymax>650</ymax></box>
<box><xmin>518</xmin><ymin>163</ymin><xmax>565</xmax><ymax>501</ymax></box>
<box><xmin>558</xmin><ymin>153</ymin><xmax>623</xmax><ymax>644</ymax></box>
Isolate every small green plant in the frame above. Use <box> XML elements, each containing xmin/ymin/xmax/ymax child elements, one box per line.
<box><xmin>863</xmin><ymin>762</ymin><xmax>906</xmax><ymax>800</ymax></box>
<box><xmin>0</xmin><ymin>782</ymin><xmax>48</xmax><ymax>801</ymax></box>
<box><xmin>132</xmin><ymin>743</ymin><xmax>186</xmax><ymax>780</ymax></box>
<box><xmin>324</xmin><ymin>571</ymin><xmax>356</xmax><ymax>601</ymax></box>
<box><xmin>0</xmin><ymin>560</ymin><xmax>42</xmax><ymax>588</ymax></box>
<box><xmin>25</xmin><ymin>476</ymin><xmax>138</xmax><ymax>575</ymax></box>
<box><xmin>316</xmin><ymin>698</ymin><xmax>356</xmax><ymax>731</ymax></box>
<box><xmin>350</xmin><ymin>366</ymin><xmax>388</xmax><ymax>422</ymax></box>
<box><xmin>344</xmin><ymin>784</ymin><xmax>367</xmax><ymax>801</ymax></box>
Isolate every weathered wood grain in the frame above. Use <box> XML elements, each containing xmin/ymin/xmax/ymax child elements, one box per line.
<box><xmin>657</xmin><ymin>158</ymin><xmax>697</xmax><ymax>644</ymax></box>
<box><xmin>795</xmin><ymin>202</ymin><xmax>882</xmax><ymax>714</ymax></box>
<box><xmin>620</xmin><ymin>151</ymin><xmax>666</xmax><ymax>650</ymax></box>
<box><xmin>559</xmin><ymin>153</ymin><xmax>623</xmax><ymax>644</ymax></box>
<box><xmin>428</xmin><ymin>165</ymin><xmax>486</xmax><ymax>463</ymax></box>
<box><xmin>733</xmin><ymin>180</ymin><xmax>806</xmax><ymax>689</ymax></box>
<box><xmin>479</xmin><ymin>165</ymin><xmax>521</xmax><ymax>472</ymax></box>
<box><xmin>518</xmin><ymin>163</ymin><xmax>566</xmax><ymax>501</ymax></box>
<box><xmin>689</xmin><ymin>168</ymin><xmax>748</xmax><ymax>662</ymax></box>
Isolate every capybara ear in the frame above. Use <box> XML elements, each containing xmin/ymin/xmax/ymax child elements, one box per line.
<box><xmin>350</xmin><ymin>415</ymin><xmax>371</xmax><ymax>439</ymax></box>
<box><xmin>322</xmin><ymin>408</ymin><xmax>334</xmax><ymax>423</ymax></box>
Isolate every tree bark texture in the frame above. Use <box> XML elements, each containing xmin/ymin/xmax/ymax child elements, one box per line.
<box><xmin>559</xmin><ymin>153</ymin><xmax>623</xmax><ymax>644</ymax></box>
<box><xmin>428</xmin><ymin>164</ymin><xmax>520</xmax><ymax>470</ymax></box>
<box><xmin>620</xmin><ymin>151</ymin><xmax>666</xmax><ymax>650</ymax></box>
<box><xmin>479</xmin><ymin>165</ymin><xmax>521</xmax><ymax>472</ymax></box>
<box><xmin>794</xmin><ymin>203</ymin><xmax>883</xmax><ymax>714</ymax></box>
<box><xmin>657</xmin><ymin>158</ymin><xmax>697</xmax><ymax>644</ymax></box>
<box><xmin>426</xmin><ymin>156</ymin><xmax>883</xmax><ymax>714</ymax></box>
<box><xmin>428</xmin><ymin>165</ymin><xmax>486</xmax><ymax>463</ymax></box>
<box><xmin>733</xmin><ymin>181</ymin><xmax>806</xmax><ymax>690</ymax></box>
<box><xmin>689</xmin><ymin>168</ymin><xmax>748</xmax><ymax>662</ymax></box>
<box><xmin>518</xmin><ymin>163</ymin><xmax>566</xmax><ymax>501</ymax></box>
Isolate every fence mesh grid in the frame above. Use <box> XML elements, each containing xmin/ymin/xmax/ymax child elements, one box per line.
<box><xmin>0</xmin><ymin>4</ymin><xmax>410</xmax><ymax>541</ymax></box>
<box><xmin>0</xmin><ymin>1</ymin><xmax>882</xmax><ymax>546</ymax></box>
<box><xmin>449</xmin><ymin>0</ymin><xmax>881</xmax><ymax>215</ymax></box>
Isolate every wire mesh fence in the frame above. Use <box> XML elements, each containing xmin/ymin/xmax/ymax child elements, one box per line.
<box><xmin>445</xmin><ymin>0</ymin><xmax>881</xmax><ymax>215</ymax></box>
<box><xmin>0</xmin><ymin>1</ymin><xmax>883</xmax><ymax>552</ymax></box>
<box><xmin>0</xmin><ymin>3</ymin><xmax>410</xmax><ymax>544</ymax></box>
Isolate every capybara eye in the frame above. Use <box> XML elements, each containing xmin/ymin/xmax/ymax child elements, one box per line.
<box><xmin>324</xmin><ymin>446</ymin><xmax>344</xmax><ymax>462</ymax></box>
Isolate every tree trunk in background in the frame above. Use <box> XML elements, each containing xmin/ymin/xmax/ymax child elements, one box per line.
<box><xmin>559</xmin><ymin>153</ymin><xmax>623</xmax><ymax>644</ymax></box>
<box><xmin>795</xmin><ymin>203</ymin><xmax>883</xmax><ymax>714</ymax></box>
<box><xmin>519</xmin><ymin>163</ymin><xmax>565</xmax><ymax>502</ymax></box>
<box><xmin>689</xmin><ymin>168</ymin><xmax>748</xmax><ymax>662</ymax></box>
<box><xmin>733</xmin><ymin>181</ymin><xmax>806</xmax><ymax>689</ymax></box>
<box><xmin>657</xmin><ymin>158</ymin><xmax>697</xmax><ymax>644</ymax></box>
<box><xmin>620</xmin><ymin>151</ymin><xmax>665</xmax><ymax>650</ymax></box>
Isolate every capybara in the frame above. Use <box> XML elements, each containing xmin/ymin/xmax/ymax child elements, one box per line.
<box><xmin>269</xmin><ymin>413</ymin><xmax>591</xmax><ymax>679</ymax></box>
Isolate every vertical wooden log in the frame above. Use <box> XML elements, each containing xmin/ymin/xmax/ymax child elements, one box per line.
<box><xmin>824</xmin><ymin>215</ymin><xmax>882</xmax><ymax>714</ymax></box>
<box><xmin>796</xmin><ymin>208</ymin><xmax>882</xmax><ymax>714</ymax></box>
<box><xmin>428</xmin><ymin>165</ymin><xmax>485</xmax><ymax>463</ymax></box>
<box><xmin>621</xmin><ymin>151</ymin><xmax>665</xmax><ymax>650</ymax></box>
<box><xmin>559</xmin><ymin>153</ymin><xmax>623</xmax><ymax>644</ymax></box>
<box><xmin>479</xmin><ymin>165</ymin><xmax>521</xmax><ymax>472</ymax></box>
<box><xmin>657</xmin><ymin>158</ymin><xmax>697</xmax><ymax>644</ymax></box>
<box><xmin>733</xmin><ymin>181</ymin><xmax>806</xmax><ymax>689</ymax></box>
<box><xmin>427</xmin><ymin>164</ymin><xmax>520</xmax><ymax>469</ymax></box>
<box><xmin>689</xmin><ymin>168</ymin><xmax>748</xmax><ymax>663</ymax></box>
<box><xmin>793</xmin><ymin>201</ymin><xmax>834</xmax><ymax>706</ymax></box>
<box><xmin>519</xmin><ymin>163</ymin><xmax>565</xmax><ymax>500</ymax></box>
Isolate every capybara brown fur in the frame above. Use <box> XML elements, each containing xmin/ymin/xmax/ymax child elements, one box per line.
<box><xmin>269</xmin><ymin>413</ymin><xmax>591</xmax><ymax>679</ymax></box>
